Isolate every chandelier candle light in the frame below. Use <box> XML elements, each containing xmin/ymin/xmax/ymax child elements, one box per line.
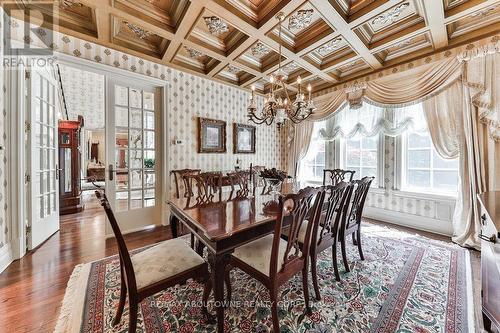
<box><xmin>247</xmin><ymin>12</ymin><xmax>315</xmax><ymax>129</ymax></box>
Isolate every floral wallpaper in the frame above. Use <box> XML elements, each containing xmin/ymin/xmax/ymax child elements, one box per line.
<box><xmin>58</xmin><ymin>64</ymin><xmax>105</xmax><ymax>129</ymax></box>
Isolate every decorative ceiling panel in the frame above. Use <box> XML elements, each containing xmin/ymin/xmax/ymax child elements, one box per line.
<box><xmin>114</xmin><ymin>0</ymin><xmax>190</xmax><ymax>33</ymax></box>
<box><xmin>373</xmin><ymin>31</ymin><xmax>433</xmax><ymax>64</ymax></box>
<box><xmin>172</xmin><ymin>44</ymin><xmax>221</xmax><ymax>74</ymax></box>
<box><xmin>186</xmin><ymin>9</ymin><xmax>249</xmax><ymax>56</ymax></box>
<box><xmin>329</xmin><ymin>58</ymin><xmax>371</xmax><ymax>78</ymax></box>
<box><xmin>266</xmin><ymin>2</ymin><xmax>334</xmax><ymax>53</ymax></box>
<box><xmin>303</xmin><ymin>36</ymin><xmax>358</xmax><ymax>70</ymax></box>
<box><xmin>214</xmin><ymin>0</ymin><xmax>290</xmax><ymax>27</ymax></box>
<box><xmin>215</xmin><ymin>64</ymin><xmax>256</xmax><ymax>85</ymax></box>
<box><xmin>112</xmin><ymin>17</ymin><xmax>170</xmax><ymax>58</ymax></box>
<box><xmin>353</xmin><ymin>1</ymin><xmax>425</xmax><ymax>48</ymax></box>
<box><xmin>447</xmin><ymin>4</ymin><xmax>500</xmax><ymax>42</ymax></box>
<box><xmin>10</xmin><ymin>0</ymin><xmax>499</xmax><ymax>94</ymax></box>
<box><xmin>235</xmin><ymin>41</ymin><xmax>281</xmax><ymax>72</ymax></box>
<box><xmin>330</xmin><ymin>0</ymin><xmax>386</xmax><ymax>20</ymax></box>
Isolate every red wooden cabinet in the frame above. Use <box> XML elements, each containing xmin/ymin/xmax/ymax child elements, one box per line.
<box><xmin>58</xmin><ymin>118</ymin><xmax>84</xmax><ymax>215</ymax></box>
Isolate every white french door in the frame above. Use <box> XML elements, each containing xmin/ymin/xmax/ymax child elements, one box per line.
<box><xmin>105</xmin><ymin>79</ymin><xmax>162</xmax><ymax>234</ymax></box>
<box><xmin>28</xmin><ymin>68</ymin><xmax>60</xmax><ymax>249</ymax></box>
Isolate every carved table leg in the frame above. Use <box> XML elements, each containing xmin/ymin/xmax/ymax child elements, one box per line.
<box><xmin>170</xmin><ymin>214</ymin><xmax>179</xmax><ymax>238</ymax></box>
<box><xmin>208</xmin><ymin>252</ymin><xmax>231</xmax><ymax>333</ymax></box>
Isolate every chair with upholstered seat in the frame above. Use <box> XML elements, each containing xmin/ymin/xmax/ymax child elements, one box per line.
<box><xmin>225</xmin><ymin>187</ymin><xmax>325</xmax><ymax>332</ymax></box>
<box><xmin>95</xmin><ymin>191</ymin><xmax>211</xmax><ymax>333</ymax></box>
<box><xmin>339</xmin><ymin>176</ymin><xmax>374</xmax><ymax>272</ymax></box>
<box><xmin>323</xmin><ymin>169</ymin><xmax>356</xmax><ymax>185</ymax></box>
<box><xmin>298</xmin><ymin>182</ymin><xmax>353</xmax><ymax>300</ymax></box>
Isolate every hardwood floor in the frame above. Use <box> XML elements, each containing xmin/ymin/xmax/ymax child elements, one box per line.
<box><xmin>0</xmin><ymin>192</ymin><xmax>171</xmax><ymax>333</ymax></box>
<box><xmin>0</xmin><ymin>194</ymin><xmax>483</xmax><ymax>333</ymax></box>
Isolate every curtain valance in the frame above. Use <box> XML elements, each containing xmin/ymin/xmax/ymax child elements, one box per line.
<box><xmin>318</xmin><ymin>103</ymin><xmax>428</xmax><ymax>140</ymax></box>
<box><xmin>309</xmin><ymin>57</ymin><xmax>463</xmax><ymax>122</ymax></box>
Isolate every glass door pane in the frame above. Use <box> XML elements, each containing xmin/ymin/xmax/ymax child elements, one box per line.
<box><xmin>113</xmin><ymin>84</ymin><xmax>156</xmax><ymax>211</ymax></box>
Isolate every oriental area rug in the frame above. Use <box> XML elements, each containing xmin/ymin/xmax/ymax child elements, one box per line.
<box><xmin>55</xmin><ymin>224</ymin><xmax>474</xmax><ymax>333</ymax></box>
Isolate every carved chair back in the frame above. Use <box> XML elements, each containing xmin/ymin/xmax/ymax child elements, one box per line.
<box><xmin>227</xmin><ymin>170</ymin><xmax>251</xmax><ymax>191</ymax></box>
<box><xmin>314</xmin><ymin>182</ymin><xmax>353</xmax><ymax>248</ymax></box>
<box><xmin>183</xmin><ymin>171</ymin><xmax>223</xmax><ymax>204</ymax></box>
<box><xmin>323</xmin><ymin>169</ymin><xmax>356</xmax><ymax>186</ymax></box>
<box><xmin>270</xmin><ymin>186</ymin><xmax>324</xmax><ymax>279</ymax></box>
<box><xmin>171</xmin><ymin>169</ymin><xmax>201</xmax><ymax>199</ymax></box>
<box><xmin>95</xmin><ymin>190</ymin><xmax>138</xmax><ymax>293</ymax></box>
<box><xmin>343</xmin><ymin>176</ymin><xmax>374</xmax><ymax>230</ymax></box>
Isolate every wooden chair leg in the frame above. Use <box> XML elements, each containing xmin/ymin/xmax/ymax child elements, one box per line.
<box><xmin>190</xmin><ymin>233</ymin><xmax>195</xmax><ymax>249</ymax></box>
<box><xmin>310</xmin><ymin>253</ymin><xmax>321</xmax><ymax>301</ymax></box>
<box><xmin>352</xmin><ymin>232</ymin><xmax>357</xmax><ymax>245</ymax></box>
<box><xmin>332</xmin><ymin>242</ymin><xmax>341</xmax><ymax>281</ymax></box>
<box><xmin>357</xmin><ymin>228</ymin><xmax>364</xmax><ymax>261</ymax></box>
<box><xmin>341</xmin><ymin>236</ymin><xmax>350</xmax><ymax>273</ymax></box>
<box><xmin>270</xmin><ymin>289</ymin><xmax>280</xmax><ymax>333</ymax></box>
<box><xmin>224</xmin><ymin>267</ymin><xmax>232</xmax><ymax>306</ymax></box>
<box><xmin>202</xmin><ymin>278</ymin><xmax>215</xmax><ymax>323</ymax></box>
<box><xmin>302</xmin><ymin>267</ymin><xmax>312</xmax><ymax>315</ymax></box>
<box><xmin>128</xmin><ymin>301</ymin><xmax>138</xmax><ymax>333</ymax></box>
<box><xmin>112</xmin><ymin>274</ymin><xmax>127</xmax><ymax>326</ymax></box>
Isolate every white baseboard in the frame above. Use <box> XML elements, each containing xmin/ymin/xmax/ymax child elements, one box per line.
<box><xmin>364</xmin><ymin>207</ymin><xmax>453</xmax><ymax>237</ymax></box>
<box><xmin>0</xmin><ymin>245</ymin><xmax>13</xmax><ymax>274</ymax></box>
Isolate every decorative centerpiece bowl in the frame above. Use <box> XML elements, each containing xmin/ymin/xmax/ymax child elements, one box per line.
<box><xmin>260</xmin><ymin>168</ymin><xmax>289</xmax><ymax>193</ymax></box>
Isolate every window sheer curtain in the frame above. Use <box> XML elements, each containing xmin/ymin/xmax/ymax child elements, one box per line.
<box><xmin>318</xmin><ymin>103</ymin><xmax>427</xmax><ymax>141</ymax></box>
<box><xmin>286</xmin><ymin>40</ymin><xmax>500</xmax><ymax>248</ymax></box>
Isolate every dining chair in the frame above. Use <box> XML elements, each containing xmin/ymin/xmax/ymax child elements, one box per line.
<box><xmin>171</xmin><ymin>168</ymin><xmax>201</xmax><ymax>199</ymax></box>
<box><xmin>227</xmin><ymin>170</ymin><xmax>253</xmax><ymax>197</ymax></box>
<box><xmin>303</xmin><ymin>182</ymin><xmax>352</xmax><ymax>300</ymax></box>
<box><xmin>183</xmin><ymin>171</ymin><xmax>223</xmax><ymax>204</ymax></box>
<box><xmin>339</xmin><ymin>176</ymin><xmax>375</xmax><ymax>272</ymax></box>
<box><xmin>323</xmin><ymin>168</ymin><xmax>356</xmax><ymax>185</ymax></box>
<box><xmin>95</xmin><ymin>190</ymin><xmax>211</xmax><ymax>333</ymax></box>
<box><xmin>225</xmin><ymin>187</ymin><xmax>325</xmax><ymax>332</ymax></box>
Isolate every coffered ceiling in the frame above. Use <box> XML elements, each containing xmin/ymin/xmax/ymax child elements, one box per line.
<box><xmin>7</xmin><ymin>0</ymin><xmax>500</xmax><ymax>94</ymax></box>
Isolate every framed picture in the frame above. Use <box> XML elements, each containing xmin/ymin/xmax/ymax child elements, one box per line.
<box><xmin>197</xmin><ymin>117</ymin><xmax>226</xmax><ymax>153</ymax></box>
<box><xmin>233</xmin><ymin>123</ymin><xmax>256</xmax><ymax>154</ymax></box>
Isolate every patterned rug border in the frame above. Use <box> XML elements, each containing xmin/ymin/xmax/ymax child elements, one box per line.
<box><xmin>54</xmin><ymin>224</ymin><xmax>476</xmax><ymax>333</ymax></box>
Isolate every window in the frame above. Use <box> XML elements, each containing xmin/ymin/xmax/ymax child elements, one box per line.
<box><xmin>343</xmin><ymin>135</ymin><xmax>379</xmax><ymax>185</ymax></box>
<box><xmin>298</xmin><ymin>122</ymin><xmax>326</xmax><ymax>183</ymax></box>
<box><xmin>401</xmin><ymin>106</ymin><xmax>459</xmax><ymax>194</ymax></box>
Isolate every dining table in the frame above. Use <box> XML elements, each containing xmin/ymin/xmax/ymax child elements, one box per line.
<box><xmin>168</xmin><ymin>184</ymin><xmax>297</xmax><ymax>333</ymax></box>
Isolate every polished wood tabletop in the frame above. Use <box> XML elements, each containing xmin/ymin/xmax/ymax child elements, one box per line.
<box><xmin>168</xmin><ymin>191</ymin><xmax>280</xmax><ymax>241</ymax></box>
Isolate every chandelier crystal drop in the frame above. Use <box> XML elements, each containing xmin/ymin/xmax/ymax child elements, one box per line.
<box><xmin>247</xmin><ymin>12</ymin><xmax>315</xmax><ymax>129</ymax></box>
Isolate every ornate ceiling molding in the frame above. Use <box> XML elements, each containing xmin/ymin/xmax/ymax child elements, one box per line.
<box><xmin>184</xmin><ymin>46</ymin><xmax>203</xmax><ymax>58</ymax></box>
<box><xmin>372</xmin><ymin>3</ymin><xmax>410</xmax><ymax>26</ymax></box>
<box><xmin>317</xmin><ymin>37</ymin><xmax>344</xmax><ymax>57</ymax></box>
<box><xmin>469</xmin><ymin>5</ymin><xmax>499</xmax><ymax>18</ymax></box>
<box><xmin>288</xmin><ymin>9</ymin><xmax>314</xmax><ymax>31</ymax></box>
<box><xmin>227</xmin><ymin>65</ymin><xmax>241</xmax><ymax>74</ymax></box>
<box><xmin>203</xmin><ymin>16</ymin><xmax>229</xmax><ymax>35</ymax></box>
<box><xmin>124</xmin><ymin>21</ymin><xmax>152</xmax><ymax>40</ymax></box>
<box><xmin>251</xmin><ymin>42</ymin><xmax>271</xmax><ymax>56</ymax></box>
<box><xmin>59</xmin><ymin>0</ymin><xmax>83</xmax><ymax>9</ymax></box>
<box><xmin>281</xmin><ymin>62</ymin><xmax>300</xmax><ymax>73</ymax></box>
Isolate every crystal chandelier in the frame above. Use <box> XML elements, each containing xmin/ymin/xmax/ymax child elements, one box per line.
<box><xmin>247</xmin><ymin>12</ymin><xmax>316</xmax><ymax>129</ymax></box>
